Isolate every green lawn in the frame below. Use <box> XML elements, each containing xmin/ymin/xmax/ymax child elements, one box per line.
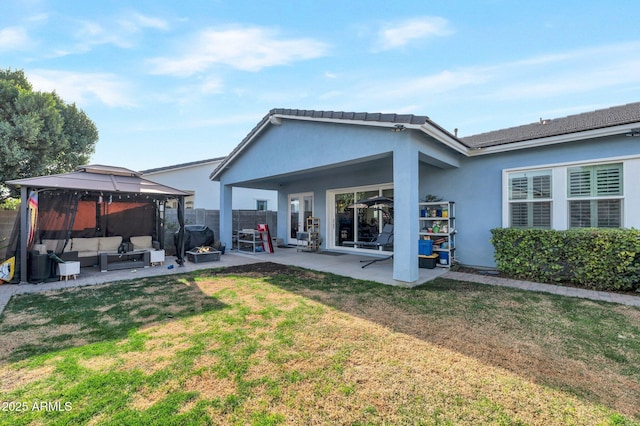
<box><xmin>0</xmin><ymin>263</ymin><xmax>638</xmax><ymax>425</ymax></box>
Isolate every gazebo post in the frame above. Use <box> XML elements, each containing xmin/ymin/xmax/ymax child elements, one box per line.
<box><xmin>176</xmin><ymin>195</ymin><xmax>185</xmax><ymax>266</ymax></box>
<box><xmin>158</xmin><ymin>200</ymin><xmax>165</xmax><ymax>250</ymax></box>
<box><xmin>19</xmin><ymin>186</ymin><xmax>28</xmax><ymax>283</ymax></box>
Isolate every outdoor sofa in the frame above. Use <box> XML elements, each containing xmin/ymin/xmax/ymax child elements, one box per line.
<box><xmin>40</xmin><ymin>235</ymin><xmax>159</xmax><ymax>267</ymax></box>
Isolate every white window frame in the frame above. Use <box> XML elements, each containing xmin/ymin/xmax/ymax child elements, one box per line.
<box><xmin>567</xmin><ymin>163</ymin><xmax>624</xmax><ymax>228</ymax></box>
<box><xmin>326</xmin><ymin>183</ymin><xmax>393</xmax><ymax>251</ymax></box>
<box><xmin>507</xmin><ymin>169</ymin><xmax>553</xmax><ymax>228</ymax></box>
<box><xmin>503</xmin><ymin>155</ymin><xmax>640</xmax><ymax>230</ymax></box>
<box><xmin>256</xmin><ymin>199</ymin><xmax>268</xmax><ymax>211</ymax></box>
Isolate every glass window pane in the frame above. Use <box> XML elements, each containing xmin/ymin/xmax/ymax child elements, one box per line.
<box><xmin>597</xmin><ymin>199</ymin><xmax>621</xmax><ymax>228</ymax></box>
<box><xmin>510</xmin><ymin>177</ymin><xmax>528</xmax><ymax>200</ymax></box>
<box><xmin>290</xmin><ymin>199</ymin><xmax>299</xmax><ymax>238</ymax></box>
<box><xmin>532</xmin><ymin>202</ymin><xmax>551</xmax><ymax>227</ymax></box>
<box><xmin>356</xmin><ymin>190</ymin><xmax>379</xmax><ymax>242</ymax></box>
<box><xmin>335</xmin><ymin>193</ymin><xmax>354</xmax><ymax>246</ymax></box>
<box><xmin>568</xmin><ymin>163</ymin><xmax>622</xmax><ymax>198</ymax></box>
<box><xmin>569</xmin><ymin>200</ymin><xmax>592</xmax><ymax>228</ymax></box>
<box><xmin>568</xmin><ymin>168</ymin><xmax>591</xmax><ymax>197</ymax></box>
<box><xmin>595</xmin><ymin>165</ymin><xmax>622</xmax><ymax>196</ymax></box>
<box><xmin>510</xmin><ymin>202</ymin><xmax>550</xmax><ymax>228</ymax></box>
<box><xmin>510</xmin><ymin>203</ymin><xmax>528</xmax><ymax>228</ymax></box>
<box><xmin>532</xmin><ymin>175</ymin><xmax>551</xmax><ymax>198</ymax></box>
<box><xmin>509</xmin><ymin>170</ymin><xmax>551</xmax><ymax>200</ymax></box>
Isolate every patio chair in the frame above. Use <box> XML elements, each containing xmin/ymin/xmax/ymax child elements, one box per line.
<box><xmin>343</xmin><ymin>224</ymin><xmax>394</xmax><ymax>268</ymax></box>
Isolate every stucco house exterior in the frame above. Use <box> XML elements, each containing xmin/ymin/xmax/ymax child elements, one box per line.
<box><xmin>141</xmin><ymin>158</ymin><xmax>277</xmax><ymax>210</ymax></box>
<box><xmin>210</xmin><ymin>102</ymin><xmax>640</xmax><ymax>284</ymax></box>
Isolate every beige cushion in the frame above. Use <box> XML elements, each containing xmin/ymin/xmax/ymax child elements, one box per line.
<box><xmin>71</xmin><ymin>237</ymin><xmax>99</xmax><ymax>253</ymax></box>
<box><xmin>130</xmin><ymin>236</ymin><xmax>152</xmax><ymax>250</ymax></box>
<box><xmin>42</xmin><ymin>239</ymin><xmax>64</xmax><ymax>253</ymax></box>
<box><xmin>77</xmin><ymin>251</ymin><xmax>96</xmax><ymax>258</ymax></box>
<box><xmin>99</xmin><ymin>236</ymin><xmax>122</xmax><ymax>252</ymax></box>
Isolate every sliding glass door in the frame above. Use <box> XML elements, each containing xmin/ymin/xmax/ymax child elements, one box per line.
<box><xmin>330</xmin><ymin>185</ymin><xmax>393</xmax><ymax>251</ymax></box>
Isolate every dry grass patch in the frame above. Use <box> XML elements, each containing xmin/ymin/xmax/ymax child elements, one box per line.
<box><xmin>0</xmin><ymin>364</ymin><xmax>55</xmax><ymax>393</ymax></box>
<box><xmin>77</xmin><ymin>355</ymin><xmax>118</xmax><ymax>372</ymax></box>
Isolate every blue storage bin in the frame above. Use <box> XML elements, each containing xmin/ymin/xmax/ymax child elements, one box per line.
<box><xmin>418</xmin><ymin>239</ymin><xmax>433</xmax><ymax>255</ymax></box>
<box><xmin>439</xmin><ymin>251</ymin><xmax>449</xmax><ymax>265</ymax></box>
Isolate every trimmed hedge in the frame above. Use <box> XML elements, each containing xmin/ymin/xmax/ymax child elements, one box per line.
<box><xmin>490</xmin><ymin>228</ymin><xmax>640</xmax><ymax>292</ymax></box>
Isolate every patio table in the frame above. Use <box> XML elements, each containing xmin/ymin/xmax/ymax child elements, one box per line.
<box><xmin>100</xmin><ymin>250</ymin><xmax>150</xmax><ymax>272</ymax></box>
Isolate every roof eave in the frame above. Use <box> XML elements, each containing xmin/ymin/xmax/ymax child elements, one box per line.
<box><xmin>210</xmin><ymin>116</ymin><xmax>273</xmax><ymax>181</ymax></box>
<box><xmin>142</xmin><ymin>157</ymin><xmax>226</xmax><ymax>175</ymax></box>
<box><xmin>417</xmin><ymin>123</ymin><xmax>470</xmax><ymax>155</ymax></box>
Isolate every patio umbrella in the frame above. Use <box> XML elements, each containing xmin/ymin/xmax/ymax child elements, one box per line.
<box><xmin>347</xmin><ymin>202</ymin><xmax>369</xmax><ymax>209</ymax></box>
<box><xmin>355</xmin><ymin>196</ymin><xmax>394</xmax><ymax>225</ymax></box>
<box><xmin>356</xmin><ymin>196</ymin><xmax>394</xmax><ymax>207</ymax></box>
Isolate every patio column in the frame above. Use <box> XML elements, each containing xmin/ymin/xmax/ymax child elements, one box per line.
<box><xmin>393</xmin><ymin>142</ymin><xmax>419</xmax><ymax>283</ymax></box>
<box><xmin>277</xmin><ymin>190</ymin><xmax>288</xmax><ymax>245</ymax></box>
<box><xmin>219</xmin><ymin>183</ymin><xmax>233</xmax><ymax>250</ymax></box>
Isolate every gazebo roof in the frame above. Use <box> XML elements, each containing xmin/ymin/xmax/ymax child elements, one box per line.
<box><xmin>6</xmin><ymin>164</ymin><xmax>190</xmax><ymax>196</ymax></box>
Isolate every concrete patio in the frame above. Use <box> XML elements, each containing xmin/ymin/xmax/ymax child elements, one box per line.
<box><xmin>235</xmin><ymin>247</ymin><xmax>448</xmax><ymax>285</ymax></box>
<box><xmin>24</xmin><ymin>247</ymin><xmax>447</xmax><ymax>289</ymax></box>
<box><xmin>2</xmin><ymin>247</ymin><xmax>638</xmax><ymax>316</ymax></box>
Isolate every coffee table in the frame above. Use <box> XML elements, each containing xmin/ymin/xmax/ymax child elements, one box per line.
<box><xmin>100</xmin><ymin>251</ymin><xmax>150</xmax><ymax>272</ymax></box>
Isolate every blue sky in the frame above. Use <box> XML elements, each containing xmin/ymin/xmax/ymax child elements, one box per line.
<box><xmin>2</xmin><ymin>0</ymin><xmax>640</xmax><ymax>171</ymax></box>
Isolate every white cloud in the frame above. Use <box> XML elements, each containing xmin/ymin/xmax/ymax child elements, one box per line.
<box><xmin>200</xmin><ymin>77</ymin><xmax>223</xmax><ymax>94</ymax></box>
<box><xmin>480</xmin><ymin>43</ymin><xmax>640</xmax><ymax>101</ymax></box>
<box><xmin>73</xmin><ymin>20</ymin><xmax>135</xmax><ymax>50</ymax></box>
<box><xmin>148</xmin><ymin>26</ymin><xmax>329</xmax><ymax>76</ymax></box>
<box><xmin>0</xmin><ymin>26</ymin><xmax>31</xmax><ymax>51</ymax></box>
<box><xmin>49</xmin><ymin>12</ymin><xmax>170</xmax><ymax>57</ymax></box>
<box><xmin>118</xmin><ymin>12</ymin><xmax>170</xmax><ymax>32</ymax></box>
<box><xmin>355</xmin><ymin>41</ymin><xmax>640</xmax><ymax>106</ymax></box>
<box><xmin>27</xmin><ymin>70</ymin><xmax>137</xmax><ymax>108</ymax></box>
<box><xmin>376</xmin><ymin>16</ymin><xmax>451</xmax><ymax>51</ymax></box>
<box><xmin>26</xmin><ymin>13</ymin><xmax>49</xmax><ymax>24</ymax></box>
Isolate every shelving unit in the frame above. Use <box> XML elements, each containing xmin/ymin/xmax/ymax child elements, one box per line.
<box><xmin>297</xmin><ymin>217</ymin><xmax>321</xmax><ymax>252</ymax></box>
<box><xmin>238</xmin><ymin>229</ymin><xmax>268</xmax><ymax>254</ymax></box>
<box><xmin>419</xmin><ymin>201</ymin><xmax>455</xmax><ymax>267</ymax></box>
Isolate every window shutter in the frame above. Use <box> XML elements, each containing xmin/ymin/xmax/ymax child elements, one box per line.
<box><xmin>595</xmin><ymin>165</ymin><xmax>622</xmax><ymax>196</ymax></box>
<box><xmin>510</xmin><ymin>204</ymin><xmax>528</xmax><ymax>227</ymax></box>
<box><xmin>597</xmin><ymin>199</ymin><xmax>621</xmax><ymax>228</ymax></box>
<box><xmin>510</xmin><ymin>177</ymin><xmax>528</xmax><ymax>200</ymax></box>
<box><xmin>568</xmin><ymin>169</ymin><xmax>591</xmax><ymax>197</ymax></box>
<box><xmin>532</xmin><ymin>202</ymin><xmax>551</xmax><ymax>227</ymax></box>
<box><xmin>569</xmin><ymin>200</ymin><xmax>591</xmax><ymax>228</ymax></box>
<box><xmin>532</xmin><ymin>174</ymin><xmax>551</xmax><ymax>198</ymax></box>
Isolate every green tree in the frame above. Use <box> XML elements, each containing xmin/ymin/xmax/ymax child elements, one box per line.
<box><xmin>0</xmin><ymin>69</ymin><xmax>98</xmax><ymax>197</ymax></box>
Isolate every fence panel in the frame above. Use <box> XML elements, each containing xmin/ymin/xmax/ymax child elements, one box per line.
<box><xmin>163</xmin><ymin>209</ymin><xmax>277</xmax><ymax>254</ymax></box>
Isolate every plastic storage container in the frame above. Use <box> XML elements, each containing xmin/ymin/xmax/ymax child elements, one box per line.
<box><xmin>419</xmin><ymin>254</ymin><xmax>439</xmax><ymax>269</ymax></box>
<box><xmin>418</xmin><ymin>239</ymin><xmax>433</xmax><ymax>255</ymax></box>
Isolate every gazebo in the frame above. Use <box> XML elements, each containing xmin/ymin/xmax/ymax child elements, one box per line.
<box><xmin>6</xmin><ymin>165</ymin><xmax>190</xmax><ymax>283</ymax></box>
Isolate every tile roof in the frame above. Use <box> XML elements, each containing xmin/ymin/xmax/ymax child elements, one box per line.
<box><xmin>461</xmin><ymin>102</ymin><xmax>640</xmax><ymax>148</ymax></box>
<box><xmin>268</xmin><ymin>108</ymin><xmax>430</xmax><ymax>125</ymax></box>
